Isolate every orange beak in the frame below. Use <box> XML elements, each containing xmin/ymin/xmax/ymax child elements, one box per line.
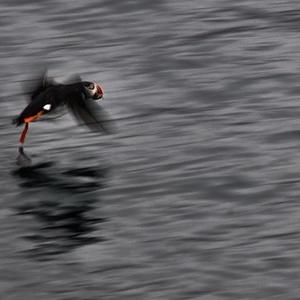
<box><xmin>96</xmin><ymin>84</ymin><xmax>103</xmax><ymax>99</ymax></box>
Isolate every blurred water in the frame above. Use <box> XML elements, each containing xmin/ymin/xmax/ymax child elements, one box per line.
<box><xmin>1</xmin><ymin>0</ymin><xmax>300</xmax><ymax>299</ymax></box>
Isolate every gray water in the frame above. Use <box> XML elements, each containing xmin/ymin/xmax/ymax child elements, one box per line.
<box><xmin>1</xmin><ymin>0</ymin><xmax>300</xmax><ymax>299</ymax></box>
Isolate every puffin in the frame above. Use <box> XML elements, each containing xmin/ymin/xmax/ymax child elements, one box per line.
<box><xmin>13</xmin><ymin>71</ymin><xmax>112</xmax><ymax>148</ymax></box>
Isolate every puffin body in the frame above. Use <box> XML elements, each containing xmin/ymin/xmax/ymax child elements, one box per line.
<box><xmin>14</xmin><ymin>72</ymin><xmax>110</xmax><ymax>146</ymax></box>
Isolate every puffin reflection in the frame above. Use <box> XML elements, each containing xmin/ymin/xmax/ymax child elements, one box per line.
<box><xmin>12</xmin><ymin>162</ymin><xmax>109</xmax><ymax>260</ymax></box>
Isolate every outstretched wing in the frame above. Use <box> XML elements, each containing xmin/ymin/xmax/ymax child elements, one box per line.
<box><xmin>67</xmin><ymin>92</ymin><xmax>113</xmax><ymax>134</ymax></box>
<box><xmin>22</xmin><ymin>69</ymin><xmax>56</xmax><ymax>103</ymax></box>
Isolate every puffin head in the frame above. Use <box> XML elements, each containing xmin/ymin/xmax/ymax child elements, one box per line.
<box><xmin>82</xmin><ymin>81</ymin><xmax>104</xmax><ymax>100</ymax></box>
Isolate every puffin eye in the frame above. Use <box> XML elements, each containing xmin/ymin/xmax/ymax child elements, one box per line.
<box><xmin>83</xmin><ymin>82</ymin><xmax>94</xmax><ymax>90</ymax></box>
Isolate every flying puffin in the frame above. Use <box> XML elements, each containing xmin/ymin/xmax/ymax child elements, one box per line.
<box><xmin>13</xmin><ymin>71</ymin><xmax>112</xmax><ymax>148</ymax></box>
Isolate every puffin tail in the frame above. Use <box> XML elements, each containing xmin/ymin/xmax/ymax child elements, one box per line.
<box><xmin>12</xmin><ymin>116</ymin><xmax>22</xmax><ymax>126</ymax></box>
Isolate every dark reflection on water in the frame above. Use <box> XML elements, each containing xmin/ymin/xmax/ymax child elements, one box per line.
<box><xmin>11</xmin><ymin>162</ymin><xmax>108</xmax><ymax>259</ymax></box>
<box><xmin>13</xmin><ymin>162</ymin><xmax>108</xmax><ymax>192</ymax></box>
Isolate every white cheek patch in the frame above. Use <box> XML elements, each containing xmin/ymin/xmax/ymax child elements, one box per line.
<box><xmin>91</xmin><ymin>83</ymin><xmax>97</xmax><ymax>96</ymax></box>
<box><xmin>85</xmin><ymin>83</ymin><xmax>98</xmax><ymax>97</ymax></box>
<box><xmin>43</xmin><ymin>104</ymin><xmax>51</xmax><ymax>111</ymax></box>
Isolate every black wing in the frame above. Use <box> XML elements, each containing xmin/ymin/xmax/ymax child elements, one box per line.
<box><xmin>22</xmin><ymin>69</ymin><xmax>56</xmax><ymax>103</ymax></box>
<box><xmin>67</xmin><ymin>92</ymin><xmax>114</xmax><ymax>134</ymax></box>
